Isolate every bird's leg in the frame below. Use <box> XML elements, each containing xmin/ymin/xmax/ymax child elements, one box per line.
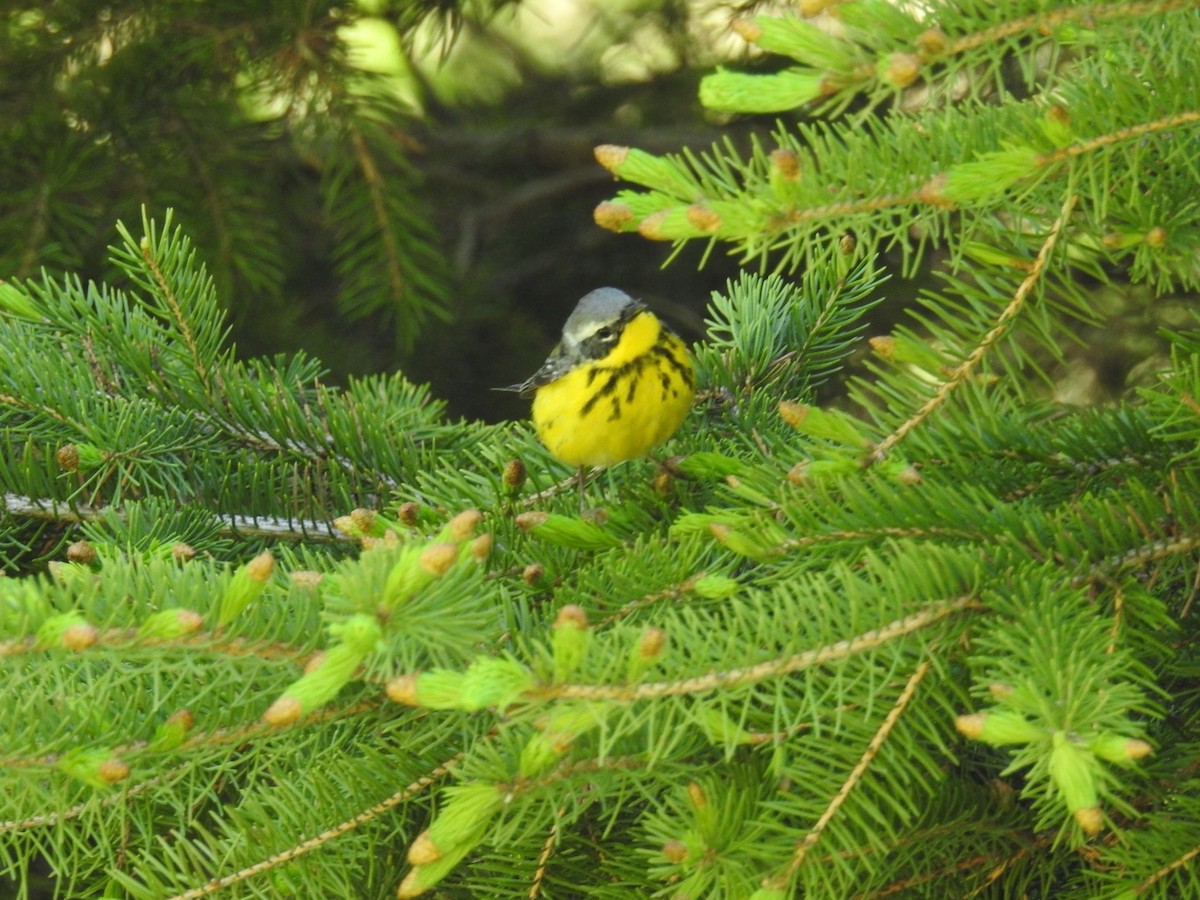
<box><xmin>651</xmin><ymin>454</ymin><xmax>689</xmax><ymax>480</ymax></box>
<box><xmin>577</xmin><ymin>465</ymin><xmax>586</xmax><ymax>517</ymax></box>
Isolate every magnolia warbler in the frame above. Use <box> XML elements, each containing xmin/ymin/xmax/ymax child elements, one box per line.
<box><xmin>509</xmin><ymin>287</ymin><xmax>695</xmax><ymax>495</ymax></box>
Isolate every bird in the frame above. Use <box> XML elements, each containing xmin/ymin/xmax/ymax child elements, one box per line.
<box><xmin>508</xmin><ymin>287</ymin><xmax>696</xmax><ymax>508</ymax></box>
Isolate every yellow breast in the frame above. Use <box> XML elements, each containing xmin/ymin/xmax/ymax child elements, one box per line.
<box><xmin>531</xmin><ymin>311</ymin><xmax>695</xmax><ymax>468</ymax></box>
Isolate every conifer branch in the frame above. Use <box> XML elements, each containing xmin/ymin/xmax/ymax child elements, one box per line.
<box><xmin>1107</xmin><ymin>581</ymin><xmax>1126</xmax><ymax>654</ymax></box>
<box><xmin>777</xmin><ymin>525</ymin><xmax>988</xmax><ymax>554</ymax></box>
<box><xmin>0</xmin><ymin>394</ymin><xmax>70</xmax><ymax>424</ymax></box>
<box><xmin>3</xmin><ymin>492</ymin><xmax>351</xmax><ymax>542</ymax></box>
<box><xmin>943</xmin><ymin>0</ymin><xmax>1199</xmax><ymax>56</ymax></box>
<box><xmin>515</xmin><ymin>755</ymin><xmax>648</xmax><ymax>796</ymax></box>
<box><xmin>140</xmin><ymin>237</ymin><xmax>211</xmax><ymax>392</ymax></box>
<box><xmin>902</xmin><ymin>842</ymin><xmax>1049</xmax><ymax>899</ymax></box>
<box><xmin>1136</xmin><ymin>841</ymin><xmax>1200</xmax><ymax>895</ymax></box>
<box><xmin>0</xmin><ymin>770</ymin><xmax>169</xmax><ymax>833</ymax></box>
<box><xmin>165</xmin><ymin>751</ymin><xmax>465</xmax><ymax>900</ymax></box>
<box><xmin>1041</xmin><ymin>109</ymin><xmax>1200</xmax><ymax>166</ymax></box>
<box><xmin>548</xmin><ymin>597</ymin><xmax>976</xmax><ymax>702</ymax></box>
<box><xmin>519</xmin><ymin>469</ymin><xmax>596</xmax><ymax>507</ymax></box>
<box><xmin>529</xmin><ymin>806</ymin><xmax>570</xmax><ymax>900</ymax></box>
<box><xmin>684</xmin><ymin>108</ymin><xmax>1200</xmax><ymax>238</ymax></box>
<box><xmin>350</xmin><ymin>125</ymin><xmax>408</xmax><ymax>308</ymax></box>
<box><xmin>1078</xmin><ymin>533</ymin><xmax>1200</xmax><ymax>585</ymax></box>
<box><xmin>960</xmin><ymin>843</ymin><xmax>1047</xmax><ymax>899</ymax></box>
<box><xmin>869</xmin><ymin>193</ymin><xmax>1078</xmax><ymax>463</ymax></box>
<box><xmin>767</xmin><ymin>658</ymin><xmax>934</xmax><ymax>889</ymax></box>
<box><xmin>0</xmin><ymin>624</ymin><xmax>313</xmax><ymax>665</ymax></box>
<box><xmin>3</xmin><ymin>3</ymin><xmax>1199</xmax><ymax>891</ymax></box>
<box><xmin>598</xmin><ymin>573</ymin><xmax>706</xmax><ymax>626</ymax></box>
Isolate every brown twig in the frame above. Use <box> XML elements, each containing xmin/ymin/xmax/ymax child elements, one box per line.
<box><xmin>545</xmin><ymin>597</ymin><xmax>975</xmax><ymax>702</ymax></box>
<box><xmin>166</xmin><ymin>752</ymin><xmax>465</xmax><ymax>899</ymax></box>
<box><xmin>869</xmin><ymin>193</ymin><xmax>1078</xmax><ymax>463</ymax></box>
<box><xmin>765</xmin><ymin>659</ymin><xmax>934</xmax><ymax>890</ymax></box>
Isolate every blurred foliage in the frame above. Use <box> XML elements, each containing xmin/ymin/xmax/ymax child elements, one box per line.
<box><xmin>0</xmin><ymin>0</ymin><xmax>767</xmax><ymax>420</ymax></box>
<box><xmin>0</xmin><ymin>0</ymin><xmax>1191</xmax><ymax>423</ymax></box>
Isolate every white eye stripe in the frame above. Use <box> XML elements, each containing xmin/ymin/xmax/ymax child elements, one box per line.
<box><xmin>566</xmin><ymin>319</ymin><xmax>620</xmax><ymax>345</ymax></box>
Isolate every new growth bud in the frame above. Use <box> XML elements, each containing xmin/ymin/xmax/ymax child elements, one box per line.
<box><xmin>1074</xmin><ymin>806</ymin><xmax>1104</xmax><ymax>835</ymax></box>
<box><xmin>662</xmin><ymin>839</ymin><xmax>689</xmax><ymax>863</ymax></box>
<box><xmin>637</xmin><ymin>627</ymin><xmax>666</xmax><ymax>659</ymax></box>
<box><xmin>444</xmin><ymin>509</ymin><xmax>482</xmax><ymax>542</ymax></box>
<box><xmin>62</xmin><ymin>621</ymin><xmax>99</xmax><ymax>651</ymax></box>
<box><xmin>552</xmin><ymin>604</ymin><xmax>591</xmax><ymax>682</ymax></box>
<box><xmin>66</xmin><ymin>541</ymin><xmax>97</xmax><ymax>566</ymax></box>
<box><xmin>407</xmin><ymin>832</ymin><xmax>441</xmax><ymax>866</ymax></box>
<box><xmin>97</xmin><ymin>757</ymin><xmax>131</xmax><ymax>785</ymax></box>
<box><xmin>262</xmin><ymin>695</ymin><xmax>302</xmax><ymax>727</ymax></box>
<box><xmin>915</xmin><ymin>28</ymin><xmax>948</xmax><ymax>56</ymax></box>
<box><xmin>869</xmin><ymin>336</ymin><xmax>896</xmax><ymax>359</ymax></box>
<box><xmin>1088</xmin><ymin>733</ymin><xmax>1152</xmax><ymax>764</ymax></box>
<box><xmin>171</xmin><ymin>542</ymin><xmax>197</xmax><ymax>563</ymax></box>
<box><xmin>700</xmin><ymin>69</ymin><xmax>825</xmax><ymax>114</ymax></box>
<box><xmin>263</xmin><ymin>615</ymin><xmax>381</xmax><ymax>724</ymax></box>
<box><xmin>692</xmin><ymin>574</ymin><xmax>739</xmax><ymax>599</ymax></box>
<box><xmin>594</xmin><ymin>144</ymin><xmax>630</xmax><ymax>172</ymax></box>
<box><xmin>37</xmin><ymin>612</ymin><xmax>97</xmax><ymax>651</ymax></box>
<box><xmin>139</xmin><ymin>608</ymin><xmax>204</xmax><ymax>641</ymax></box>
<box><xmin>149</xmin><ymin>708</ymin><xmax>195</xmax><ymax>752</ymax></box>
<box><xmin>245</xmin><ymin>551</ymin><xmax>274</xmax><ymax>581</ymax></box>
<box><xmin>419</xmin><ymin>542</ymin><xmax>458</xmax><ymax>576</ymax></box>
<box><xmin>290</xmin><ymin>570</ymin><xmax>324</xmax><ymax>589</ymax></box>
<box><xmin>397</xmin><ymin>783</ymin><xmax>505</xmax><ymax>896</ymax></box>
<box><xmin>778</xmin><ymin>401</ymin><xmax>868</xmax><ymax>446</ymax></box>
<box><xmin>954</xmin><ymin>710</ymin><xmax>1044</xmax><ymax>745</ymax></box>
<box><xmin>502</xmin><ymin>458</ymin><xmax>527</xmax><ymax>491</ymax></box>
<box><xmin>593</xmin><ymin>145</ymin><xmax>696</xmax><ymax>196</ymax></box>
<box><xmin>777</xmin><ymin>400</ymin><xmax>808</xmax><ymax>429</ymax></box>
<box><xmin>769</xmin><ymin>148</ymin><xmax>801</xmax><ymax>181</ymax></box>
<box><xmin>626</xmin><ymin>627</ymin><xmax>667</xmax><ymax>682</ymax></box>
<box><xmin>881</xmin><ymin>53</ymin><xmax>922</xmax><ymax>88</ymax></box>
<box><xmin>685</xmin><ymin>205</ymin><xmax>721</xmax><ymax>233</ymax></box>
<box><xmin>217</xmin><ymin>551</ymin><xmax>274</xmax><ymax>627</ymax></box>
<box><xmin>57</xmin><ymin>747</ymin><xmax>129</xmax><ymax>789</ymax></box>
<box><xmin>468</xmin><ymin>533</ymin><xmax>493</xmax><ymax>562</ymax></box>
<box><xmin>55</xmin><ymin>444</ymin><xmax>80</xmax><ymax>472</ymax></box>
<box><xmin>386</xmin><ymin>673</ymin><xmax>420</xmax><ymax>706</ymax></box>
<box><xmin>593</xmin><ymin>201</ymin><xmax>636</xmax><ymax>232</ymax></box>
<box><xmin>1050</xmin><ymin>732</ymin><xmax>1100</xmax><ymax>829</ymax></box>
<box><xmin>350</xmin><ymin>507</ymin><xmax>377</xmax><ymax>535</ymax></box>
<box><xmin>516</xmin><ymin>512</ymin><xmax>621</xmax><ymax>550</ymax></box>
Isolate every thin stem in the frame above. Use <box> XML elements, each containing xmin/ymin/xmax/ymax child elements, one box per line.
<box><xmin>869</xmin><ymin>193</ymin><xmax>1078</xmax><ymax>463</ymax></box>
<box><xmin>545</xmin><ymin>597</ymin><xmax>975</xmax><ymax>702</ymax></box>
<box><xmin>166</xmin><ymin>752</ymin><xmax>464</xmax><ymax>900</ymax></box>
<box><xmin>766</xmin><ymin>658</ymin><xmax>934</xmax><ymax>889</ymax></box>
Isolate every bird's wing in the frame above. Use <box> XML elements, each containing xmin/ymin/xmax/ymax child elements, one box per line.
<box><xmin>496</xmin><ymin>345</ymin><xmax>572</xmax><ymax>398</ymax></box>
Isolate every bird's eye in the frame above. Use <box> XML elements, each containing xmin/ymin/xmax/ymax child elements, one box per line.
<box><xmin>594</xmin><ymin>326</ymin><xmax>615</xmax><ymax>342</ymax></box>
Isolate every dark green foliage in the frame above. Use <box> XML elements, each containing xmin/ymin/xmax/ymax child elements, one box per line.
<box><xmin>0</xmin><ymin>1</ymin><xmax>516</xmax><ymax>350</ymax></box>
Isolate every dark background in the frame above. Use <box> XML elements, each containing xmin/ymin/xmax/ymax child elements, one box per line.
<box><xmin>0</xmin><ymin>0</ymin><xmax>1177</xmax><ymax>426</ymax></box>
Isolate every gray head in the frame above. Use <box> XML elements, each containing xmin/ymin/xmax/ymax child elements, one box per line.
<box><xmin>560</xmin><ymin>288</ymin><xmax>643</xmax><ymax>355</ymax></box>
<box><xmin>511</xmin><ymin>288</ymin><xmax>646</xmax><ymax>395</ymax></box>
